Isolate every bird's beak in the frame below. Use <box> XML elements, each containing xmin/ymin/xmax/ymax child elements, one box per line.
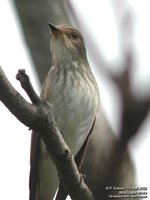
<box><xmin>48</xmin><ymin>22</ymin><xmax>61</xmax><ymax>35</ymax></box>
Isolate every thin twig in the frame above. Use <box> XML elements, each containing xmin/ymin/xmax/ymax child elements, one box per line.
<box><xmin>16</xmin><ymin>69</ymin><xmax>41</xmax><ymax>105</ymax></box>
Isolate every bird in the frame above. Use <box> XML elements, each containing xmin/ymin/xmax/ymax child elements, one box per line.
<box><xmin>29</xmin><ymin>23</ymin><xmax>100</xmax><ymax>200</ymax></box>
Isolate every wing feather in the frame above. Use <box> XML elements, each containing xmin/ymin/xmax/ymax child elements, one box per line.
<box><xmin>55</xmin><ymin>117</ymin><xmax>96</xmax><ymax>200</ymax></box>
<box><xmin>29</xmin><ymin>131</ymin><xmax>41</xmax><ymax>200</ymax></box>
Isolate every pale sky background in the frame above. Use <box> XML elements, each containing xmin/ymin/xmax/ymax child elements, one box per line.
<box><xmin>0</xmin><ymin>0</ymin><xmax>150</xmax><ymax>199</ymax></box>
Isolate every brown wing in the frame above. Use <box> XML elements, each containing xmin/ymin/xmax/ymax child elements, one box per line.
<box><xmin>29</xmin><ymin>77</ymin><xmax>48</xmax><ymax>200</ymax></box>
<box><xmin>55</xmin><ymin>118</ymin><xmax>96</xmax><ymax>200</ymax></box>
<box><xmin>29</xmin><ymin>131</ymin><xmax>41</xmax><ymax>200</ymax></box>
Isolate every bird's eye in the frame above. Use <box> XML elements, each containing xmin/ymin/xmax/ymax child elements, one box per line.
<box><xmin>71</xmin><ymin>32</ymin><xmax>78</xmax><ymax>40</ymax></box>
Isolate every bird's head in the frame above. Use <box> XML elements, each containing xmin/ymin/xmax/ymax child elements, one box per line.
<box><xmin>48</xmin><ymin>23</ymin><xmax>87</xmax><ymax>64</ymax></box>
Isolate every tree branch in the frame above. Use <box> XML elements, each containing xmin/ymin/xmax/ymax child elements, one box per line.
<box><xmin>0</xmin><ymin>66</ymin><xmax>94</xmax><ymax>200</ymax></box>
<box><xmin>0</xmin><ymin>67</ymin><xmax>38</xmax><ymax>128</ymax></box>
<box><xmin>16</xmin><ymin>69</ymin><xmax>41</xmax><ymax>105</ymax></box>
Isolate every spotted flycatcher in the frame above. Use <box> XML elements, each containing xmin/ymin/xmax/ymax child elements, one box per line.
<box><xmin>29</xmin><ymin>23</ymin><xmax>99</xmax><ymax>200</ymax></box>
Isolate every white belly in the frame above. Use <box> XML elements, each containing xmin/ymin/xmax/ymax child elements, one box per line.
<box><xmin>43</xmin><ymin>69</ymin><xmax>99</xmax><ymax>155</ymax></box>
<box><xmin>38</xmin><ymin>66</ymin><xmax>99</xmax><ymax>200</ymax></box>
